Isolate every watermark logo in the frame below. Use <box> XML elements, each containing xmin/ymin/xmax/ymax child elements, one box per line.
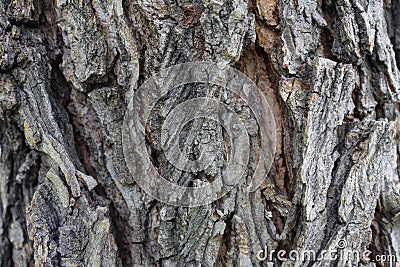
<box><xmin>122</xmin><ymin>61</ymin><xmax>276</xmax><ymax>206</ymax></box>
<box><xmin>337</xmin><ymin>239</ymin><xmax>347</xmax><ymax>249</ymax></box>
<box><xmin>256</xmin><ymin>239</ymin><xmax>397</xmax><ymax>264</ymax></box>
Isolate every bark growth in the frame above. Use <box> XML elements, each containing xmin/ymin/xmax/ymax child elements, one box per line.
<box><xmin>0</xmin><ymin>0</ymin><xmax>399</xmax><ymax>266</ymax></box>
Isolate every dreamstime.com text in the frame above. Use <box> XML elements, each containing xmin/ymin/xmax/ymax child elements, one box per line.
<box><xmin>256</xmin><ymin>240</ymin><xmax>398</xmax><ymax>264</ymax></box>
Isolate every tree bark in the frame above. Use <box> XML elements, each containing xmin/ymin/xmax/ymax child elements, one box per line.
<box><xmin>0</xmin><ymin>0</ymin><xmax>399</xmax><ymax>266</ymax></box>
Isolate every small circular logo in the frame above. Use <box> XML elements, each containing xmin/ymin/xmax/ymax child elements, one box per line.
<box><xmin>337</xmin><ymin>239</ymin><xmax>347</xmax><ymax>249</ymax></box>
<box><xmin>122</xmin><ymin>62</ymin><xmax>276</xmax><ymax>206</ymax></box>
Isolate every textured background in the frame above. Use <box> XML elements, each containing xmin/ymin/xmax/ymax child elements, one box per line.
<box><xmin>0</xmin><ymin>0</ymin><xmax>400</xmax><ymax>266</ymax></box>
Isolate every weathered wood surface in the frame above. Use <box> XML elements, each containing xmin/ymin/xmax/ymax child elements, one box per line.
<box><xmin>0</xmin><ymin>0</ymin><xmax>399</xmax><ymax>266</ymax></box>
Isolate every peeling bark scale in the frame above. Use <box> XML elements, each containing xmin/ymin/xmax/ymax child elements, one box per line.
<box><xmin>0</xmin><ymin>0</ymin><xmax>399</xmax><ymax>266</ymax></box>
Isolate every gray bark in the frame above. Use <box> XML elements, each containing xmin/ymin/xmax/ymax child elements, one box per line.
<box><xmin>0</xmin><ymin>0</ymin><xmax>399</xmax><ymax>266</ymax></box>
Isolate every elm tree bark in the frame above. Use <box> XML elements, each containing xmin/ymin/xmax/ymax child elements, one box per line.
<box><xmin>0</xmin><ymin>0</ymin><xmax>399</xmax><ymax>266</ymax></box>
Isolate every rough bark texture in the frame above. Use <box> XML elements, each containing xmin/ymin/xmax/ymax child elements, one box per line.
<box><xmin>0</xmin><ymin>0</ymin><xmax>399</xmax><ymax>266</ymax></box>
